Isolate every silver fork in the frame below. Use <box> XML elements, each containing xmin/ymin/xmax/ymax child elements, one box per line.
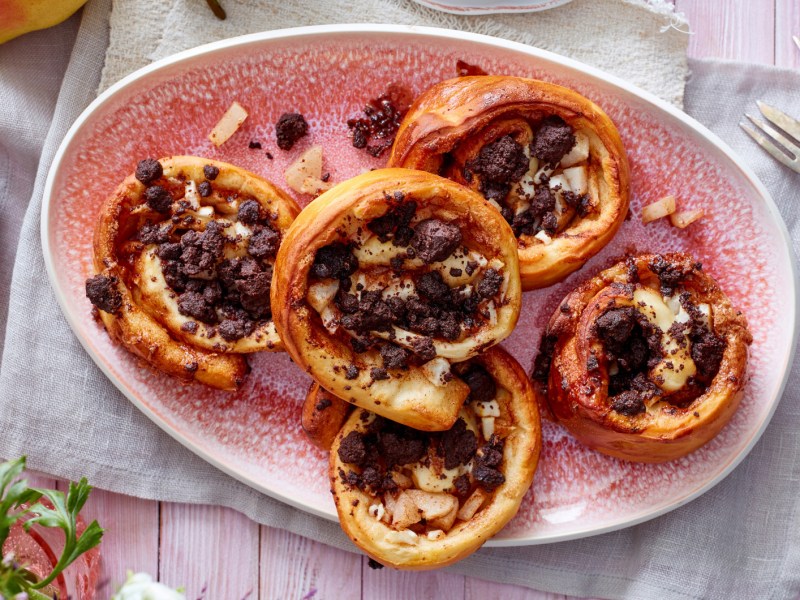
<box><xmin>740</xmin><ymin>101</ymin><xmax>800</xmax><ymax>174</ymax></box>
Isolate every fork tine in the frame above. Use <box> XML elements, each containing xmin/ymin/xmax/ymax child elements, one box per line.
<box><xmin>740</xmin><ymin>119</ymin><xmax>800</xmax><ymax>173</ymax></box>
<box><xmin>794</xmin><ymin>35</ymin><xmax>800</xmax><ymax>52</ymax></box>
<box><xmin>746</xmin><ymin>113</ymin><xmax>800</xmax><ymax>157</ymax></box>
<box><xmin>757</xmin><ymin>101</ymin><xmax>800</xmax><ymax>143</ymax></box>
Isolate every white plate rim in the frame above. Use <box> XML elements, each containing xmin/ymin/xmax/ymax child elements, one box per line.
<box><xmin>40</xmin><ymin>23</ymin><xmax>799</xmax><ymax>546</ymax></box>
<box><xmin>410</xmin><ymin>0</ymin><xmax>573</xmax><ymax>15</ymax></box>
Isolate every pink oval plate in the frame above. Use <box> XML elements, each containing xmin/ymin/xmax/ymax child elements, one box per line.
<box><xmin>42</xmin><ymin>25</ymin><xmax>797</xmax><ymax>545</ymax></box>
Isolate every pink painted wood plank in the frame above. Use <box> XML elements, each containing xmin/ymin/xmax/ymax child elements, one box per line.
<box><xmin>676</xmin><ymin>0</ymin><xmax>775</xmax><ymax>64</ymax></box>
<box><xmin>362</xmin><ymin>558</ymin><xmax>466</xmax><ymax>600</ymax></box>
<box><xmin>466</xmin><ymin>579</ymin><xmax>567</xmax><ymax>599</ymax></box>
<box><xmin>259</xmin><ymin>526</ymin><xmax>360</xmax><ymax>599</ymax></box>
<box><xmin>160</xmin><ymin>503</ymin><xmax>259</xmax><ymax>599</ymax></box>
<box><xmin>775</xmin><ymin>0</ymin><xmax>800</xmax><ymax>69</ymax></box>
<box><xmin>79</xmin><ymin>490</ymin><xmax>159</xmax><ymax>594</ymax></box>
<box><xmin>22</xmin><ymin>471</ymin><xmax>57</xmax><ymax>489</ymax></box>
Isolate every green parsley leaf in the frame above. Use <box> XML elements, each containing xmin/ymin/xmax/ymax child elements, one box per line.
<box><xmin>0</xmin><ymin>456</ymin><xmax>42</xmax><ymax>547</ymax></box>
<box><xmin>25</xmin><ymin>478</ymin><xmax>104</xmax><ymax>589</ymax></box>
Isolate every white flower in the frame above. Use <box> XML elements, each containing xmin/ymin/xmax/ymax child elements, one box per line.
<box><xmin>111</xmin><ymin>572</ymin><xmax>186</xmax><ymax>600</ymax></box>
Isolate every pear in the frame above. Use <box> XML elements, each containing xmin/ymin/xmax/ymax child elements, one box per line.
<box><xmin>1</xmin><ymin>0</ymin><xmax>89</xmax><ymax>45</ymax></box>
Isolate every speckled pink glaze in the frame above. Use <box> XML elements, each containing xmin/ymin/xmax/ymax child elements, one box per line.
<box><xmin>44</xmin><ymin>29</ymin><xmax>794</xmax><ymax>544</ymax></box>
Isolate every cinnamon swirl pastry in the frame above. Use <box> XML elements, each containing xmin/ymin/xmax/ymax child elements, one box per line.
<box><xmin>330</xmin><ymin>347</ymin><xmax>541</xmax><ymax>569</ymax></box>
<box><xmin>302</xmin><ymin>382</ymin><xmax>353</xmax><ymax>451</ymax></box>
<box><xmin>389</xmin><ymin>76</ymin><xmax>630</xmax><ymax>289</ymax></box>
<box><xmin>272</xmin><ymin>168</ymin><xmax>522</xmax><ymax>431</ymax></box>
<box><xmin>533</xmin><ymin>253</ymin><xmax>752</xmax><ymax>462</ymax></box>
<box><xmin>86</xmin><ymin>156</ymin><xmax>300</xmax><ymax>390</ymax></box>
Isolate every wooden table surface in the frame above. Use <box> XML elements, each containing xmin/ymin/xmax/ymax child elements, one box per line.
<box><xmin>31</xmin><ymin>1</ymin><xmax>800</xmax><ymax>598</ymax></box>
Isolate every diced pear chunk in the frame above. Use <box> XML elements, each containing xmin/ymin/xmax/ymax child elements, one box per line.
<box><xmin>559</xmin><ymin>130</ymin><xmax>590</xmax><ymax>168</ymax></box>
<box><xmin>391</xmin><ymin>492</ymin><xmax>422</xmax><ymax>529</ymax></box>
<box><xmin>307</xmin><ymin>280</ymin><xmax>339</xmax><ymax>313</ymax></box>
<box><xmin>562</xmin><ymin>166</ymin><xmax>588</xmax><ymax>195</ymax></box>
<box><xmin>404</xmin><ymin>490</ymin><xmax>459</xmax><ymax>521</ymax></box>
<box><xmin>457</xmin><ymin>489</ymin><xmax>488</xmax><ymax>521</ymax></box>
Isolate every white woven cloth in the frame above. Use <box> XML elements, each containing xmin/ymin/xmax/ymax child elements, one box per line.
<box><xmin>100</xmin><ymin>0</ymin><xmax>689</xmax><ymax>105</ymax></box>
<box><xmin>3</xmin><ymin>0</ymin><xmax>800</xmax><ymax>598</ymax></box>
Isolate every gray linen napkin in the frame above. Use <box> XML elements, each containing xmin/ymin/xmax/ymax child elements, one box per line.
<box><xmin>1</xmin><ymin>2</ymin><xmax>799</xmax><ymax>599</ymax></box>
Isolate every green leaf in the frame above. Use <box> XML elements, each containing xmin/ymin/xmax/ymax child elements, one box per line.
<box><xmin>0</xmin><ymin>456</ymin><xmax>41</xmax><ymax>548</ymax></box>
<box><xmin>25</xmin><ymin>478</ymin><xmax>104</xmax><ymax>589</ymax></box>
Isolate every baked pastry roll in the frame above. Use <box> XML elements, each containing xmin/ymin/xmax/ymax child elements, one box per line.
<box><xmin>389</xmin><ymin>76</ymin><xmax>630</xmax><ymax>290</ymax></box>
<box><xmin>302</xmin><ymin>382</ymin><xmax>353</xmax><ymax>451</ymax></box>
<box><xmin>533</xmin><ymin>253</ymin><xmax>752</xmax><ymax>462</ymax></box>
<box><xmin>272</xmin><ymin>168</ymin><xmax>522</xmax><ymax>431</ymax></box>
<box><xmin>330</xmin><ymin>346</ymin><xmax>541</xmax><ymax>569</ymax></box>
<box><xmin>86</xmin><ymin>156</ymin><xmax>300</xmax><ymax>390</ymax></box>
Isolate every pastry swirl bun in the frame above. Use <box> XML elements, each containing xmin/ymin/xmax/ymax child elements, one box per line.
<box><xmin>389</xmin><ymin>76</ymin><xmax>630</xmax><ymax>290</ymax></box>
<box><xmin>330</xmin><ymin>346</ymin><xmax>541</xmax><ymax>569</ymax></box>
<box><xmin>86</xmin><ymin>156</ymin><xmax>300</xmax><ymax>390</ymax></box>
<box><xmin>271</xmin><ymin>168</ymin><xmax>522</xmax><ymax>431</ymax></box>
<box><xmin>534</xmin><ymin>253</ymin><xmax>752</xmax><ymax>462</ymax></box>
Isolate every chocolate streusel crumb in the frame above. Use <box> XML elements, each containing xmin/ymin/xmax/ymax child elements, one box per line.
<box><xmin>85</xmin><ymin>274</ymin><xmax>122</xmax><ymax>314</ymax></box>
<box><xmin>203</xmin><ymin>164</ymin><xmax>220</xmax><ymax>180</ymax></box>
<box><xmin>181</xmin><ymin>321</ymin><xmax>199</xmax><ymax>334</ymax></box>
<box><xmin>198</xmin><ymin>181</ymin><xmax>212</xmax><ymax>197</ymax></box>
<box><xmin>345</xmin><ymin>364</ymin><xmax>360</xmax><ymax>380</ymax></box>
<box><xmin>473</xmin><ymin>463</ymin><xmax>505</xmax><ymax>491</ymax></box>
<box><xmin>466</xmin><ymin>135</ymin><xmax>528</xmax><ymax>202</ymax></box>
<box><xmin>184</xmin><ymin>361</ymin><xmax>199</xmax><ymax>373</ymax></box>
<box><xmin>410</xmin><ymin>336</ymin><xmax>436</xmax><ymax>362</ymax></box>
<box><xmin>649</xmin><ymin>255</ymin><xmax>686</xmax><ymax>296</ymax></box>
<box><xmin>144</xmin><ymin>185</ymin><xmax>172</xmax><ymax>213</ymax></box>
<box><xmin>346</xmin><ymin>84</ymin><xmax>412</xmax><ymax>157</ymax></box>
<box><xmin>316</xmin><ymin>398</ymin><xmax>332</xmax><ymax>411</ymax></box>
<box><xmin>531</xmin><ymin>116</ymin><xmax>575</xmax><ymax>165</ymax></box>
<box><xmin>248</xmin><ymin>140</ymin><xmax>262</xmax><ymax>149</ymax></box>
<box><xmin>461</xmin><ymin>365</ymin><xmax>496</xmax><ymax>403</ymax></box>
<box><xmin>218</xmin><ymin>318</ymin><xmax>255</xmax><ymax>341</ymax></box>
<box><xmin>248</xmin><ymin>226</ymin><xmax>280</xmax><ymax>259</ymax></box>
<box><xmin>338</xmin><ymin>431</ymin><xmax>367</xmax><ymax>465</ymax></box>
<box><xmin>275</xmin><ymin>112</ymin><xmax>308</xmax><ymax>150</ymax></box>
<box><xmin>441</xmin><ymin>418</ymin><xmax>477</xmax><ymax>470</ymax></box>
<box><xmin>367</xmin><ymin>558</ymin><xmax>384</xmax><ymax>570</ymax></box>
<box><xmin>380</xmin><ymin>343</ymin><xmax>409</xmax><ymax>370</ymax></box>
<box><xmin>370</xmin><ymin>367</ymin><xmax>389</xmax><ymax>381</ymax></box>
<box><xmin>311</xmin><ymin>243</ymin><xmax>358</xmax><ymax>280</ymax></box>
<box><xmin>237</xmin><ymin>199</ymin><xmax>261</xmax><ymax>225</ymax></box>
<box><xmin>135</xmin><ymin>158</ymin><xmax>163</xmax><ymax>184</ymax></box>
<box><xmin>410</xmin><ymin>218</ymin><xmax>462</xmax><ymax>263</ymax></box>
<box><xmin>476</xmin><ymin>268</ymin><xmax>503</xmax><ymax>299</ymax></box>
<box><xmin>611</xmin><ymin>390</ymin><xmax>646</xmax><ymax>416</ymax></box>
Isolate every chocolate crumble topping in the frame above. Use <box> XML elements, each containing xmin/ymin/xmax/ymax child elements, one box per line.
<box><xmin>203</xmin><ymin>164</ymin><xmax>220</xmax><ymax>180</ymax></box>
<box><xmin>347</xmin><ymin>84</ymin><xmax>412</xmax><ymax>157</ymax></box>
<box><xmin>85</xmin><ymin>274</ymin><xmax>122</xmax><ymax>314</ymax></box>
<box><xmin>409</xmin><ymin>219</ymin><xmax>462</xmax><ymax>263</ymax></box>
<box><xmin>275</xmin><ymin>112</ymin><xmax>308</xmax><ymax>150</ymax></box>
<box><xmin>461</xmin><ymin>364</ymin><xmax>496</xmax><ymax>403</ymax></box>
<box><xmin>440</xmin><ymin>418</ymin><xmax>477</xmax><ymax>470</ymax></box>
<box><xmin>144</xmin><ymin>185</ymin><xmax>172</xmax><ymax>213</ymax></box>
<box><xmin>531</xmin><ymin>116</ymin><xmax>576</xmax><ymax>165</ymax></box>
<box><xmin>311</xmin><ymin>243</ymin><xmax>358</xmax><ymax>280</ymax></box>
<box><xmin>465</xmin><ymin>135</ymin><xmax>529</xmax><ymax>203</ymax></box>
<box><xmin>135</xmin><ymin>158</ymin><xmax>163</xmax><ymax>184</ymax></box>
<box><xmin>237</xmin><ymin>199</ymin><xmax>261</xmax><ymax>225</ymax></box>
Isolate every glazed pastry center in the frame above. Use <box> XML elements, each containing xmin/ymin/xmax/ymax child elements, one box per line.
<box><xmin>118</xmin><ymin>162</ymin><xmax>281</xmax><ymax>350</ymax></box>
<box><xmin>337</xmin><ymin>364</ymin><xmax>507</xmax><ymax>544</ymax></box>
<box><xmin>594</xmin><ymin>270</ymin><xmax>725</xmax><ymax>416</ymax></box>
<box><xmin>459</xmin><ymin>117</ymin><xmax>593</xmax><ymax>242</ymax></box>
<box><xmin>307</xmin><ymin>196</ymin><xmax>510</xmax><ymax>382</ymax></box>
